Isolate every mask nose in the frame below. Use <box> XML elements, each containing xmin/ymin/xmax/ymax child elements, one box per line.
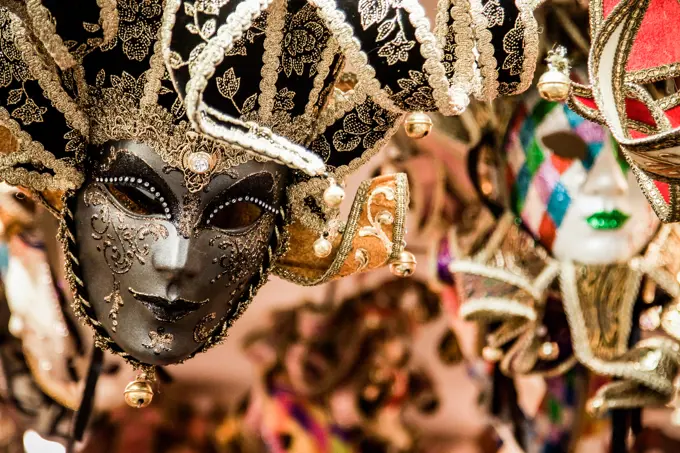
<box><xmin>581</xmin><ymin>144</ymin><xmax>628</xmax><ymax>197</ymax></box>
<box><xmin>151</xmin><ymin>231</ymin><xmax>198</xmax><ymax>279</ymax></box>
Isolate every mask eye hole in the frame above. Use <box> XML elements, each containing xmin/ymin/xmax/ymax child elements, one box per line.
<box><xmin>207</xmin><ymin>199</ymin><xmax>266</xmax><ymax>231</ymax></box>
<box><xmin>541</xmin><ymin>131</ymin><xmax>588</xmax><ymax>161</ymax></box>
<box><xmin>105</xmin><ymin>183</ymin><xmax>166</xmax><ymax>216</ymax></box>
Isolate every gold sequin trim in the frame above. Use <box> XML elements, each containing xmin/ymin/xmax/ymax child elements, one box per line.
<box><xmin>258</xmin><ymin>0</ymin><xmax>286</xmax><ymax>123</ymax></box>
<box><xmin>97</xmin><ymin>0</ymin><xmax>119</xmax><ymax>45</ymax></box>
<box><xmin>25</xmin><ymin>0</ymin><xmax>77</xmax><ymax>69</ymax></box>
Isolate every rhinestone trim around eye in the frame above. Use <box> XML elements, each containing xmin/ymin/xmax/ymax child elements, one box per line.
<box><xmin>206</xmin><ymin>197</ymin><xmax>277</xmax><ymax>225</ymax></box>
<box><xmin>95</xmin><ymin>176</ymin><xmax>172</xmax><ymax>220</ymax></box>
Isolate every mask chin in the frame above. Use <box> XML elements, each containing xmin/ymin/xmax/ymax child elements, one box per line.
<box><xmin>68</xmin><ymin>141</ymin><xmax>288</xmax><ymax>367</ymax></box>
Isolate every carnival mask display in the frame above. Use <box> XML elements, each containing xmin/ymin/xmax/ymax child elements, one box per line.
<box><xmin>505</xmin><ymin>98</ymin><xmax>659</xmax><ymax>264</ymax></box>
<box><xmin>244</xmin><ymin>279</ymin><xmax>445</xmax><ymax>453</ymax></box>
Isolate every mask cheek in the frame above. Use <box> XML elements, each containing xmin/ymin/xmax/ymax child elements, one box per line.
<box><xmin>73</xmin><ymin>185</ymin><xmax>171</xmax><ymax>338</ymax></box>
<box><xmin>202</xmin><ymin>216</ymin><xmax>275</xmax><ymax>304</ymax></box>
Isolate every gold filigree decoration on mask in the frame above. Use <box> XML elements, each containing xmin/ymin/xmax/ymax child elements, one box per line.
<box><xmin>88</xmin><ymin>87</ymin><xmax>258</xmax><ymax>193</ymax></box>
<box><xmin>193</xmin><ymin>312</ymin><xmax>218</xmax><ymax>343</ymax></box>
<box><xmin>84</xmin><ymin>184</ymin><xmax>170</xmax><ymax>274</ymax></box>
<box><xmin>144</xmin><ymin>330</ymin><xmax>174</xmax><ymax>354</ymax></box>
<box><xmin>104</xmin><ymin>279</ymin><xmax>125</xmax><ymax>332</ymax></box>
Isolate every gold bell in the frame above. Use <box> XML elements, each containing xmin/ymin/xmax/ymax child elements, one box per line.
<box><xmin>124</xmin><ymin>376</ymin><xmax>154</xmax><ymax>408</ymax></box>
<box><xmin>537</xmin><ymin>70</ymin><xmax>570</xmax><ymax>102</ymax></box>
<box><xmin>482</xmin><ymin>346</ymin><xmax>503</xmax><ymax>362</ymax></box>
<box><xmin>403</xmin><ymin>112</ymin><xmax>433</xmax><ymax>139</ymax></box>
<box><xmin>537</xmin><ymin>45</ymin><xmax>571</xmax><ymax>102</ymax></box>
<box><xmin>538</xmin><ymin>341</ymin><xmax>560</xmax><ymax>361</ymax></box>
<box><xmin>389</xmin><ymin>250</ymin><xmax>417</xmax><ymax>277</ymax></box>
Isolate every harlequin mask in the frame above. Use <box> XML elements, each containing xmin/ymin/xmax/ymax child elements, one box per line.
<box><xmin>504</xmin><ymin>97</ymin><xmax>659</xmax><ymax>263</ymax></box>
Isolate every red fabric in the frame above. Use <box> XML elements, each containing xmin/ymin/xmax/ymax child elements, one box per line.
<box><xmin>628</xmin><ymin>129</ymin><xmax>648</xmax><ymax>139</ymax></box>
<box><xmin>574</xmin><ymin>95</ymin><xmax>597</xmax><ymax>111</ymax></box>
<box><xmin>602</xmin><ymin>0</ymin><xmax>619</xmax><ymax>18</ymax></box>
<box><xmin>603</xmin><ymin>0</ymin><xmax>680</xmax><ymax>73</ymax></box>
<box><xmin>666</xmin><ymin>106</ymin><xmax>680</xmax><ymax>128</ymax></box>
<box><xmin>654</xmin><ymin>180</ymin><xmax>671</xmax><ymax>203</ymax></box>
<box><xmin>538</xmin><ymin>214</ymin><xmax>556</xmax><ymax>251</ymax></box>
<box><xmin>625</xmin><ymin>98</ymin><xmax>656</xmax><ymax>127</ymax></box>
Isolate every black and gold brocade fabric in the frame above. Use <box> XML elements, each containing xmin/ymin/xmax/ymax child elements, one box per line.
<box><xmin>0</xmin><ymin>0</ymin><xmax>544</xmax><ymax>230</ymax></box>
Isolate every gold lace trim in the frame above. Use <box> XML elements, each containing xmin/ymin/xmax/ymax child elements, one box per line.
<box><xmin>627</xmin><ymin>62</ymin><xmax>680</xmax><ymax>85</ymax></box>
<box><xmin>514</xmin><ymin>0</ymin><xmax>539</xmax><ymax>96</ymax></box>
<box><xmin>449</xmin><ymin>0</ymin><xmax>478</xmax><ymax>97</ymax></box>
<box><xmin>469</xmin><ymin>0</ymin><xmax>498</xmax><ymax>101</ymax></box>
<box><xmin>25</xmin><ymin>0</ymin><xmax>77</xmax><ymax>69</ymax></box>
<box><xmin>258</xmin><ymin>0</ymin><xmax>286</xmax><ymax>123</ymax></box>
<box><xmin>12</xmin><ymin>17</ymin><xmax>89</xmax><ymax>136</ymax></box>
<box><xmin>303</xmin><ymin>37</ymin><xmax>338</xmax><ymax>124</ymax></box>
<box><xmin>97</xmin><ymin>0</ymin><xmax>119</xmax><ymax>45</ymax></box>
<box><xmin>656</xmin><ymin>91</ymin><xmax>680</xmax><ymax>112</ymax></box>
<box><xmin>141</xmin><ymin>27</ymin><xmax>166</xmax><ymax>110</ymax></box>
<box><xmin>89</xmin><ymin>91</ymin><xmax>254</xmax><ymax>192</ymax></box>
<box><xmin>0</xmin><ymin>107</ymin><xmax>84</xmax><ymax>191</ymax></box>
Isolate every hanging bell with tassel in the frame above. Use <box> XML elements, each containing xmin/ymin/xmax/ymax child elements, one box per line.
<box><xmin>537</xmin><ymin>45</ymin><xmax>571</xmax><ymax>102</ymax></box>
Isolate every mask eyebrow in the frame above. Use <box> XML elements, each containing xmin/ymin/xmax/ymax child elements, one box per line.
<box><xmin>206</xmin><ymin>172</ymin><xmax>276</xmax><ymax>206</ymax></box>
<box><xmin>94</xmin><ymin>144</ymin><xmax>178</xmax><ymax>206</ymax></box>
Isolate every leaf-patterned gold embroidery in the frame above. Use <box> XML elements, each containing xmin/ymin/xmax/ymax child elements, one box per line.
<box><xmin>216</xmin><ymin>67</ymin><xmax>240</xmax><ymax>101</ymax></box>
<box><xmin>332</xmin><ymin>99</ymin><xmax>399</xmax><ymax>152</ymax></box>
<box><xmin>392</xmin><ymin>70</ymin><xmax>436</xmax><ymax>110</ymax></box>
<box><xmin>282</xmin><ymin>5</ymin><xmax>327</xmax><ymax>77</ymax></box>
<box><xmin>12</xmin><ymin>99</ymin><xmax>47</xmax><ymax>125</ymax></box>
<box><xmin>118</xmin><ymin>0</ymin><xmax>162</xmax><ymax>62</ymax></box>
<box><xmin>201</xmin><ymin>18</ymin><xmax>216</xmax><ymax>38</ymax></box>
<box><xmin>6</xmin><ymin>88</ymin><xmax>21</xmax><ymax>105</ymax></box>
<box><xmin>358</xmin><ymin>0</ymin><xmax>392</xmax><ymax>30</ymax></box>
<box><xmin>482</xmin><ymin>0</ymin><xmax>505</xmax><ymax>28</ymax></box>
<box><xmin>273</xmin><ymin>88</ymin><xmax>295</xmax><ymax>112</ymax></box>
<box><xmin>377</xmin><ymin>31</ymin><xmax>414</xmax><ymax>66</ymax></box>
<box><xmin>502</xmin><ymin>18</ymin><xmax>524</xmax><ymax>77</ymax></box>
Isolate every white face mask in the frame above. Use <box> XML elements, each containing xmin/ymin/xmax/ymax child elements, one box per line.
<box><xmin>505</xmin><ymin>99</ymin><xmax>659</xmax><ymax>264</ymax></box>
<box><xmin>551</xmin><ymin>138</ymin><xmax>659</xmax><ymax>264</ymax></box>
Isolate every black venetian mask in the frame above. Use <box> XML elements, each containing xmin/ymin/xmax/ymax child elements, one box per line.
<box><xmin>73</xmin><ymin>141</ymin><xmax>288</xmax><ymax>365</ymax></box>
